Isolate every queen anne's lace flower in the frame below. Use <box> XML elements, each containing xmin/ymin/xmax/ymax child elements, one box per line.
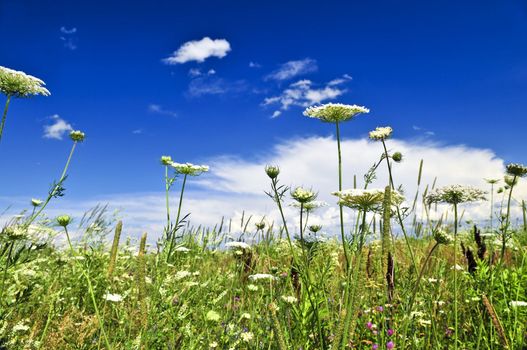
<box><xmin>160</xmin><ymin>155</ymin><xmax>173</xmax><ymax>165</ymax></box>
<box><xmin>433</xmin><ymin>229</ymin><xmax>454</xmax><ymax>245</ymax></box>
<box><xmin>225</xmin><ymin>241</ymin><xmax>251</xmax><ymax>250</ymax></box>
<box><xmin>103</xmin><ymin>292</ymin><xmax>123</xmax><ymax>302</ymax></box>
<box><xmin>291</xmin><ymin>187</ymin><xmax>317</xmax><ymax>204</ymax></box>
<box><xmin>289</xmin><ymin>200</ymin><xmax>327</xmax><ymax>211</ymax></box>
<box><xmin>248</xmin><ymin>273</ymin><xmax>276</xmax><ymax>281</ymax></box>
<box><xmin>369</xmin><ymin>126</ymin><xmax>393</xmax><ymax>141</ymax></box>
<box><xmin>303</xmin><ymin>103</ymin><xmax>370</xmax><ymax>123</ymax></box>
<box><xmin>69</xmin><ymin>130</ymin><xmax>85</xmax><ymax>142</ymax></box>
<box><xmin>0</xmin><ymin>66</ymin><xmax>50</xmax><ymax>97</ymax></box>
<box><xmin>506</xmin><ymin>163</ymin><xmax>527</xmax><ymax>178</ymax></box>
<box><xmin>332</xmin><ymin>188</ymin><xmax>403</xmax><ymax>211</ymax></box>
<box><xmin>425</xmin><ymin>185</ymin><xmax>486</xmax><ymax>205</ymax></box>
<box><xmin>170</xmin><ymin>162</ymin><xmax>209</xmax><ymax>176</ymax></box>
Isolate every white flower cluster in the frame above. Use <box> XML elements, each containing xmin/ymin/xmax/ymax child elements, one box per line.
<box><xmin>281</xmin><ymin>295</ymin><xmax>298</xmax><ymax>304</ymax></box>
<box><xmin>171</xmin><ymin>162</ymin><xmax>209</xmax><ymax>176</ymax></box>
<box><xmin>225</xmin><ymin>241</ymin><xmax>251</xmax><ymax>250</ymax></box>
<box><xmin>425</xmin><ymin>185</ymin><xmax>486</xmax><ymax>205</ymax></box>
<box><xmin>291</xmin><ymin>186</ymin><xmax>317</xmax><ymax>204</ymax></box>
<box><xmin>0</xmin><ymin>66</ymin><xmax>50</xmax><ymax>97</ymax></box>
<box><xmin>103</xmin><ymin>292</ymin><xmax>123</xmax><ymax>302</ymax></box>
<box><xmin>248</xmin><ymin>273</ymin><xmax>276</xmax><ymax>281</ymax></box>
<box><xmin>332</xmin><ymin>188</ymin><xmax>403</xmax><ymax>211</ymax></box>
<box><xmin>506</xmin><ymin>163</ymin><xmax>527</xmax><ymax>178</ymax></box>
<box><xmin>303</xmin><ymin>103</ymin><xmax>370</xmax><ymax>123</ymax></box>
<box><xmin>369</xmin><ymin>126</ymin><xmax>393</xmax><ymax>141</ymax></box>
<box><xmin>289</xmin><ymin>200</ymin><xmax>328</xmax><ymax>211</ymax></box>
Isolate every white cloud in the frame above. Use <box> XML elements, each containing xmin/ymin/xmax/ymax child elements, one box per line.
<box><xmin>265</xmin><ymin>58</ymin><xmax>318</xmax><ymax>81</ymax></box>
<box><xmin>4</xmin><ymin>136</ymin><xmax>523</xmax><ymax>241</ymax></box>
<box><xmin>187</xmin><ymin>77</ymin><xmax>246</xmax><ymax>97</ymax></box>
<box><xmin>263</xmin><ymin>78</ymin><xmax>347</xmax><ymax>116</ymax></box>
<box><xmin>249</xmin><ymin>62</ymin><xmax>262</xmax><ymax>68</ymax></box>
<box><xmin>60</xmin><ymin>26</ymin><xmax>77</xmax><ymax>34</ymax></box>
<box><xmin>60</xmin><ymin>27</ymin><xmax>78</xmax><ymax>50</ymax></box>
<box><xmin>188</xmin><ymin>68</ymin><xmax>216</xmax><ymax>77</ymax></box>
<box><xmin>163</xmin><ymin>37</ymin><xmax>231</xmax><ymax>64</ymax></box>
<box><xmin>271</xmin><ymin>111</ymin><xmax>282</xmax><ymax>118</ymax></box>
<box><xmin>43</xmin><ymin>115</ymin><xmax>73</xmax><ymax>140</ymax></box>
<box><xmin>148</xmin><ymin>104</ymin><xmax>177</xmax><ymax>118</ymax></box>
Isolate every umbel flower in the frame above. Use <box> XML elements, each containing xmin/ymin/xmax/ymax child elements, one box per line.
<box><xmin>291</xmin><ymin>187</ymin><xmax>317</xmax><ymax>204</ymax></box>
<box><xmin>69</xmin><ymin>130</ymin><xmax>85</xmax><ymax>142</ymax></box>
<box><xmin>425</xmin><ymin>185</ymin><xmax>486</xmax><ymax>205</ymax></box>
<box><xmin>170</xmin><ymin>162</ymin><xmax>209</xmax><ymax>176</ymax></box>
<box><xmin>332</xmin><ymin>188</ymin><xmax>404</xmax><ymax>212</ymax></box>
<box><xmin>289</xmin><ymin>200</ymin><xmax>328</xmax><ymax>211</ymax></box>
<box><xmin>160</xmin><ymin>155</ymin><xmax>173</xmax><ymax>165</ymax></box>
<box><xmin>506</xmin><ymin>163</ymin><xmax>527</xmax><ymax>178</ymax></box>
<box><xmin>369</xmin><ymin>126</ymin><xmax>393</xmax><ymax>141</ymax></box>
<box><xmin>0</xmin><ymin>66</ymin><xmax>50</xmax><ymax>98</ymax></box>
<box><xmin>303</xmin><ymin>103</ymin><xmax>370</xmax><ymax>123</ymax></box>
<box><xmin>433</xmin><ymin>228</ymin><xmax>454</xmax><ymax>245</ymax></box>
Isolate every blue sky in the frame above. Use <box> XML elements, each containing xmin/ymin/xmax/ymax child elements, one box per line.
<box><xmin>1</xmin><ymin>0</ymin><xmax>527</xmax><ymax>235</ymax></box>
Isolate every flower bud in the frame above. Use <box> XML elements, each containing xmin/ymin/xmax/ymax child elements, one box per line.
<box><xmin>265</xmin><ymin>165</ymin><xmax>280</xmax><ymax>179</ymax></box>
<box><xmin>160</xmin><ymin>155</ymin><xmax>173</xmax><ymax>166</ymax></box>
<box><xmin>69</xmin><ymin>130</ymin><xmax>85</xmax><ymax>142</ymax></box>
<box><xmin>391</xmin><ymin>152</ymin><xmax>403</xmax><ymax>162</ymax></box>
<box><xmin>56</xmin><ymin>215</ymin><xmax>72</xmax><ymax>227</ymax></box>
<box><xmin>308</xmin><ymin>225</ymin><xmax>322</xmax><ymax>233</ymax></box>
<box><xmin>433</xmin><ymin>229</ymin><xmax>454</xmax><ymax>245</ymax></box>
<box><xmin>31</xmin><ymin>198</ymin><xmax>43</xmax><ymax>207</ymax></box>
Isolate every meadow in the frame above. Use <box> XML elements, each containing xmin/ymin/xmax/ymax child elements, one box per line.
<box><xmin>1</xmin><ymin>66</ymin><xmax>527</xmax><ymax>349</ymax></box>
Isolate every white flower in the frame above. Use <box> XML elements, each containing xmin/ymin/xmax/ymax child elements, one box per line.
<box><xmin>303</xmin><ymin>103</ymin><xmax>369</xmax><ymax>123</ymax></box>
<box><xmin>225</xmin><ymin>241</ymin><xmax>251</xmax><ymax>250</ymax></box>
<box><xmin>209</xmin><ymin>342</ymin><xmax>218</xmax><ymax>348</ymax></box>
<box><xmin>510</xmin><ymin>300</ymin><xmax>527</xmax><ymax>308</ymax></box>
<box><xmin>0</xmin><ymin>66</ymin><xmax>50</xmax><ymax>97</ymax></box>
<box><xmin>332</xmin><ymin>188</ymin><xmax>403</xmax><ymax>211</ymax></box>
<box><xmin>281</xmin><ymin>295</ymin><xmax>298</xmax><ymax>304</ymax></box>
<box><xmin>174</xmin><ymin>246</ymin><xmax>191</xmax><ymax>252</ymax></box>
<box><xmin>369</xmin><ymin>126</ymin><xmax>393</xmax><ymax>140</ymax></box>
<box><xmin>289</xmin><ymin>200</ymin><xmax>328</xmax><ymax>211</ymax></box>
<box><xmin>425</xmin><ymin>185</ymin><xmax>486</xmax><ymax>205</ymax></box>
<box><xmin>451</xmin><ymin>264</ymin><xmax>464</xmax><ymax>271</ymax></box>
<box><xmin>12</xmin><ymin>322</ymin><xmax>30</xmax><ymax>332</ymax></box>
<box><xmin>291</xmin><ymin>187</ymin><xmax>317</xmax><ymax>204</ymax></box>
<box><xmin>175</xmin><ymin>270</ymin><xmax>192</xmax><ymax>280</ymax></box>
<box><xmin>103</xmin><ymin>292</ymin><xmax>123</xmax><ymax>302</ymax></box>
<box><xmin>241</xmin><ymin>313</ymin><xmax>251</xmax><ymax>319</ymax></box>
<box><xmin>248</xmin><ymin>273</ymin><xmax>276</xmax><ymax>281</ymax></box>
<box><xmin>240</xmin><ymin>331</ymin><xmax>254</xmax><ymax>342</ymax></box>
<box><xmin>247</xmin><ymin>284</ymin><xmax>259</xmax><ymax>291</ymax></box>
<box><xmin>31</xmin><ymin>198</ymin><xmax>43</xmax><ymax>207</ymax></box>
<box><xmin>170</xmin><ymin>162</ymin><xmax>209</xmax><ymax>176</ymax></box>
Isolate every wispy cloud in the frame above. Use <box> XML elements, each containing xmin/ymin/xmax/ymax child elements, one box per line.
<box><xmin>59</xmin><ymin>26</ymin><xmax>78</xmax><ymax>50</ymax></box>
<box><xmin>148</xmin><ymin>104</ymin><xmax>177</xmax><ymax>118</ymax></box>
<box><xmin>263</xmin><ymin>76</ymin><xmax>351</xmax><ymax>117</ymax></box>
<box><xmin>249</xmin><ymin>61</ymin><xmax>262</xmax><ymax>68</ymax></box>
<box><xmin>163</xmin><ymin>37</ymin><xmax>231</xmax><ymax>64</ymax></box>
<box><xmin>265</xmin><ymin>58</ymin><xmax>318</xmax><ymax>81</ymax></box>
<box><xmin>188</xmin><ymin>68</ymin><xmax>216</xmax><ymax>77</ymax></box>
<box><xmin>43</xmin><ymin>115</ymin><xmax>73</xmax><ymax>140</ymax></box>
<box><xmin>413</xmin><ymin>125</ymin><xmax>435</xmax><ymax>136</ymax></box>
<box><xmin>187</xmin><ymin>76</ymin><xmax>247</xmax><ymax>97</ymax></box>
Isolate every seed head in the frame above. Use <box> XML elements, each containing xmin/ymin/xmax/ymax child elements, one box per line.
<box><xmin>31</xmin><ymin>198</ymin><xmax>43</xmax><ymax>207</ymax></box>
<box><xmin>56</xmin><ymin>215</ymin><xmax>72</xmax><ymax>227</ymax></box>
<box><xmin>506</xmin><ymin>163</ymin><xmax>527</xmax><ymax>178</ymax></box>
<box><xmin>392</xmin><ymin>152</ymin><xmax>403</xmax><ymax>162</ymax></box>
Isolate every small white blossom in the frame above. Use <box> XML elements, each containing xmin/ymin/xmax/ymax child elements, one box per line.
<box><xmin>303</xmin><ymin>103</ymin><xmax>369</xmax><ymax>123</ymax></box>
<box><xmin>369</xmin><ymin>126</ymin><xmax>393</xmax><ymax>140</ymax></box>
<box><xmin>240</xmin><ymin>331</ymin><xmax>254</xmax><ymax>343</ymax></box>
<box><xmin>248</xmin><ymin>273</ymin><xmax>276</xmax><ymax>281</ymax></box>
<box><xmin>281</xmin><ymin>295</ymin><xmax>298</xmax><ymax>304</ymax></box>
<box><xmin>225</xmin><ymin>241</ymin><xmax>251</xmax><ymax>250</ymax></box>
<box><xmin>170</xmin><ymin>162</ymin><xmax>209</xmax><ymax>176</ymax></box>
<box><xmin>103</xmin><ymin>292</ymin><xmax>123</xmax><ymax>303</ymax></box>
<box><xmin>510</xmin><ymin>300</ymin><xmax>527</xmax><ymax>308</ymax></box>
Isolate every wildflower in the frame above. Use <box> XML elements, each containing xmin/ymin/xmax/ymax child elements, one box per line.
<box><xmin>504</xmin><ymin>175</ymin><xmax>518</xmax><ymax>187</ymax></box>
<box><xmin>369</xmin><ymin>126</ymin><xmax>393</xmax><ymax>141</ymax></box>
<box><xmin>225</xmin><ymin>241</ymin><xmax>251</xmax><ymax>250</ymax></box>
<box><xmin>281</xmin><ymin>295</ymin><xmax>298</xmax><ymax>304</ymax></box>
<box><xmin>0</xmin><ymin>66</ymin><xmax>50</xmax><ymax>97</ymax></box>
<box><xmin>69</xmin><ymin>130</ymin><xmax>85</xmax><ymax>142</ymax></box>
<box><xmin>103</xmin><ymin>292</ymin><xmax>123</xmax><ymax>302</ymax></box>
<box><xmin>255</xmin><ymin>221</ymin><xmax>266</xmax><ymax>230</ymax></box>
<box><xmin>12</xmin><ymin>322</ymin><xmax>30</xmax><ymax>333</ymax></box>
<box><xmin>303</xmin><ymin>103</ymin><xmax>370</xmax><ymax>123</ymax></box>
<box><xmin>418</xmin><ymin>319</ymin><xmax>431</xmax><ymax>326</ymax></box>
<box><xmin>427</xmin><ymin>278</ymin><xmax>438</xmax><ymax>283</ymax></box>
<box><xmin>433</xmin><ymin>229</ymin><xmax>454</xmax><ymax>245</ymax></box>
<box><xmin>387</xmin><ymin>329</ymin><xmax>394</xmax><ymax>336</ymax></box>
<box><xmin>1</xmin><ymin>226</ymin><xmax>27</xmax><ymax>240</ymax></box>
<box><xmin>241</xmin><ymin>313</ymin><xmax>251</xmax><ymax>319</ymax></box>
<box><xmin>56</xmin><ymin>215</ymin><xmax>72</xmax><ymax>227</ymax></box>
<box><xmin>451</xmin><ymin>264</ymin><xmax>464</xmax><ymax>271</ymax></box>
<box><xmin>206</xmin><ymin>310</ymin><xmax>221</xmax><ymax>322</ymax></box>
<box><xmin>308</xmin><ymin>225</ymin><xmax>322</xmax><ymax>233</ymax></box>
<box><xmin>291</xmin><ymin>187</ymin><xmax>317</xmax><ymax>204</ymax></box>
<box><xmin>175</xmin><ymin>270</ymin><xmax>192</xmax><ymax>280</ymax></box>
<box><xmin>425</xmin><ymin>185</ymin><xmax>486</xmax><ymax>205</ymax></box>
<box><xmin>174</xmin><ymin>246</ymin><xmax>191</xmax><ymax>252</ymax></box>
<box><xmin>505</xmin><ymin>163</ymin><xmax>527</xmax><ymax>178</ymax></box>
<box><xmin>160</xmin><ymin>155</ymin><xmax>172</xmax><ymax>165</ymax></box>
<box><xmin>366</xmin><ymin>321</ymin><xmax>374</xmax><ymax>330</ymax></box>
<box><xmin>376</xmin><ymin>306</ymin><xmax>384</xmax><ymax>312</ymax></box>
<box><xmin>170</xmin><ymin>162</ymin><xmax>209</xmax><ymax>176</ymax></box>
<box><xmin>392</xmin><ymin>152</ymin><xmax>403</xmax><ymax>162</ymax></box>
<box><xmin>386</xmin><ymin>341</ymin><xmax>395</xmax><ymax>349</ymax></box>
<box><xmin>31</xmin><ymin>198</ymin><xmax>43</xmax><ymax>207</ymax></box>
<box><xmin>372</xmin><ymin>344</ymin><xmax>379</xmax><ymax>350</ymax></box>
<box><xmin>289</xmin><ymin>200</ymin><xmax>327</xmax><ymax>211</ymax></box>
<box><xmin>209</xmin><ymin>341</ymin><xmax>218</xmax><ymax>348</ymax></box>
<box><xmin>332</xmin><ymin>188</ymin><xmax>403</xmax><ymax>212</ymax></box>
<box><xmin>248</xmin><ymin>273</ymin><xmax>276</xmax><ymax>281</ymax></box>
<box><xmin>509</xmin><ymin>300</ymin><xmax>527</xmax><ymax>308</ymax></box>
<box><xmin>265</xmin><ymin>165</ymin><xmax>280</xmax><ymax>179</ymax></box>
<box><xmin>240</xmin><ymin>331</ymin><xmax>254</xmax><ymax>342</ymax></box>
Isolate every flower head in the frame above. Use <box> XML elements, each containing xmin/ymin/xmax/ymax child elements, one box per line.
<box><xmin>289</xmin><ymin>200</ymin><xmax>327</xmax><ymax>211</ymax></box>
<box><xmin>425</xmin><ymin>185</ymin><xmax>486</xmax><ymax>205</ymax></box>
<box><xmin>225</xmin><ymin>241</ymin><xmax>251</xmax><ymax>250</ymax></box>
<box><xmin>332</xmin><ymin>188</ymin><xmax>403</xmax><ymax>212</ymax></box>
<box><xmin>248</xmin><ymin>273</ymin><xmax>276</xmax><ymax>281</ymax></box>
<box><xmin>506</xmin><ymin>163</ymin><xmax>527</xmax><ymax>178</ymax></box>
<box><xmin>160</xmin><ymin>155</ymin><xmax>173</xmax><ymax>165</ymax></box>
<box><xmin>0</xmin><ymin>66</ymin><xmax>50</xmax><ymax>98</ymax></box>
<box><xmin>265</xmin><ymin>165</ymin><xmax>280</xmax><ymax>179</ymax></box>
<box><xmin>369</xmin><ymin>126</ymin><xmax>393</xmax><ymax>141</ymax></box>
<box><xmin>171</xmin><ymin>162</ymin><xmax>209</xmax><ymax>176</ymax></box>
<box><xmin>206</xmin><ymin>310</ymin><xmax>221</xmax><ymax>322</ymax></box>
<box><xmin>56</xmin><ymin>215</ymin><xmax>72</xmax><ymax>227</ymax></box>
<box><xmin>303</xmin><ymin>103</ymin><xmax>369</xmax><ymax>123</ymax></box>
<box><xmin>433</xmin><ymin>229</ymin><xmax>454</xmax><ymax>245</ymax></box>
<box><xmin>291</xmin><ymin>187</ymin><xmax>317</xmax><ymax>204</ymax></box>
<box><xmin>31</xmin><ymin>198</ymin><xmax>43</xmax><ymax>207</ymax></box>
<box><xmin>392</xmin><ymin>152</ymin><xmax>403</xmax><ymax>162</ymax></box>
<box><xmin>69</xmin><ymin>130</ymin><xmax>85</xmax><ymax>142</ymax></box>
<box><xmin>103</xmin><ymin>292</ymin><xmax>123</xmax><ymax>302</ymax></box>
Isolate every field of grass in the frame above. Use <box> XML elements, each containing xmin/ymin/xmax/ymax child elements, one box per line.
<box><xmin>1</xmin><ymin>69</ymin><xmax>527</xmax><ymax>349</ymax></box>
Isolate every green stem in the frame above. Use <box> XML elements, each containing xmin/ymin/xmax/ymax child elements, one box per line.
<box><xmin>25</xmin><ymin>141</ymin><xmax>78</xmax><ymax>227</ymax></box>
<box><xmin>0</xmin><ymin>242</ymin><xmax>14</xmax><ymax>305</ymax></box>
<box><xmin>335</xmin><ymin>121</ymin><xmax>350</xmax><ymax>272</ymax></box>
<box><xmin>0</xmin><ymin>95</ymin><xmax>12</xmax><ymax>143</ymax></box>
<box><xmin>454</xmin><ymin>203</ymin><xmax>459</xmax><ymax>350</ymax></box>
<box><xmin>165</xmin><ymin>165</ymin><xmax>171</xmax><ymax>229</ymax></box>
<box><xmin>501</xmin><ymin>178</ymin><xmax>516</xmax><ymax>261</ymax></box>
<box><xmin>167</xmin><ymin>173</ymin><xmax>188</xmax><ymax>261</ymax></box>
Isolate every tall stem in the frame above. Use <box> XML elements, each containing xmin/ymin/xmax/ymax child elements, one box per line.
<box><xmin>167</xmin><ymin>174</ymin><xmax>188</xmax><ymax>261</ymax></box>
<box><xmin>0</xmin><ymin>95</ymin><xmax>12</xmax><ymax>143</ymax></box>
<box><xmin>25</xmin><ymin>141</ymin><xmax>78</xmax><ymax>227</ymax></box>
<box><xmin>490</xmin><ymin>183</ymin><xmax>494</xmax><ymax>232</ymax></box>
<box><xmin>0</xmin><ymin>242</ymin><xmax>14</xmax><ymax>304</ymax></box>
<box><xmin>501</xmin><ymin>177</ymin><xmax>516</xmax><ymax>261</ymax></box>
<box><xmin>335</xmin><ymin>121</ymin><xmax>350</xmax><ymax>271</ymax></box>
<box><xmin>165</xmin><ymin>165</ymin><xmax>171</xmax><ymax>229</ymax></box>
<box><xmin>454</xmin><ymin>203</ymin><xmax>459</xmax><ymax>350</ymax></box>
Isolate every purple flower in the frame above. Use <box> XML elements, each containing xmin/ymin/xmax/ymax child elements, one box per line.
<box><xmin>372</xmin><ymin>344</ymin><xmax>379</xmax><ymax>350</ymax></box>
<box><xmin>376</xmin><ymin>306</ymin><xmax>384</xmax><ymax>312</ymax></box>
<box><xmin>387</xmin><ymin>329</ymin><xmax>394</xmax><ymax>336</ymax></box>
<box><xmin>386</xmin><ymin>341</ymin><xmax>395</xmax><ymax>349</ymax></box>
<box><xmin>366</xmin><ymin>321</ymin><xmax>374</xmax><ymax>330</ymax></box>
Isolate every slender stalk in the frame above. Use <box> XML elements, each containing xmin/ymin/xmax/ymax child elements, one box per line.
<box><xmin>501</xmin><ymin>177</ymin><xmax>516</xmax><ymax>261</ymax></box>
<box><xmin>453</xmin><ymin>203</ymin><xmax>459</xmax><ymax>350</ymax></box>
<box><xmin>25</xmin><ymin>141</ymin><xmax>78</xmax><ymax>227</ymax></box>
<box><xmin>167</xmin><ymin>173</ymin><xmax>188</xmax><ymax>261</ymax></box>
<box><xmin>0</xmin><ymin>242</ymin><xmax>14</xmax><ymax>304</ymax></box>
<box><xmin>0</xmin><ymin>94</ymin><xmax>12</xmax><ymax>143</ymax></box>
<box><xmin>165</xmin><ymin>165</ymin><xmax>171</xmax><ymax>229</ymax></box>
<box><xmin>490</xmin><ymin>182</ymin><xmax>495</xmax><ymax>232</ymax></box>
<box><xmin>335</xmin><ymin>121</ymin><xmax>350</xmax><ymax>271</ymax></box>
